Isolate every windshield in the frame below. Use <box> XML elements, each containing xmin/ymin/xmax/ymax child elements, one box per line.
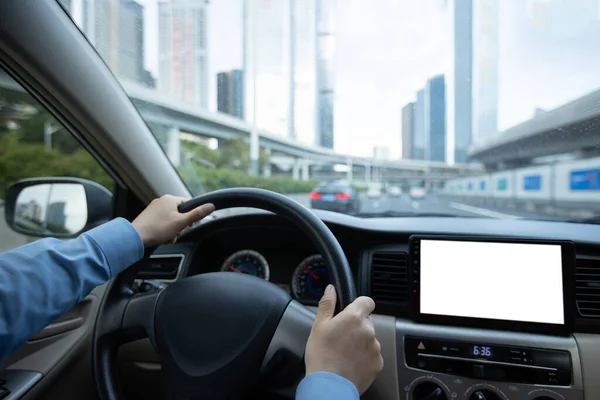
<box><xmin>61</xmin><ymin>0</ymin><xmax>600</xmax><ymax>221</ymax></box>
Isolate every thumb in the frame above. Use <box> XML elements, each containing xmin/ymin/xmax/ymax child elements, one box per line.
<box><xmin>181</xmin><ymin>203</ymin><xmax>215</xmax><ymax>225</ymax></box>
<box><xmin>315</xmin><ymin>284</ymin><xmax>337</xmax><ymax>324</ymax></box>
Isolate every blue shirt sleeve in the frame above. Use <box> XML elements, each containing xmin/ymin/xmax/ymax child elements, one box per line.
<box><xmin>296</xmin><ymin>372</ymin><xmax>360</xmax><ymax>400</ymax></box>
<box><xmin>0</xmin><ymin>217</ymin><xmax>144</xmax><ymax>361</ymax></box>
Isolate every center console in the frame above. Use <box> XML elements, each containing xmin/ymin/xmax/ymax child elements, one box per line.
<box><xmin>395</xmin><ymin>322</ymin><xmax>583</xmax><ymax>400</ymax></box>
<box><xmin>395</xmin><ymin>236</ymin><xmax>582</xmax><ymax>400</ymax></box>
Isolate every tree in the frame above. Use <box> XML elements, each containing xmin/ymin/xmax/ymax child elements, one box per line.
<box><xmin>216</xmin><ymin>138</ymin><xmax>270</xmax><ymax>172</ymax></box>
<box><xmin>181</xmin><ymin>140</ymin><xmax>219</xmax><ymax>166</ymax></box>
<box><xmin>15</xmin><ymin>110</ymin><xmax>81</xmax><ymax>154</ymax></box>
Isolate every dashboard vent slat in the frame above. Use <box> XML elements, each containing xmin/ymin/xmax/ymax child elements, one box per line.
<box><xmin>576</xmin><ymin>256</ymin><xmax>600</xmax><ymax>318</ymax></box>
<box><xmin>370</xmin><ymin>251</ymin><xmax>409</xmax><ymax>305</ymax></box>
<box><xmin>137</xmin><ymin>254</ymin><xmax>184</xmax><ymax>282</ymax></box>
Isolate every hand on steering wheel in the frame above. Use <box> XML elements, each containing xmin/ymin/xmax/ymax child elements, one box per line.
<box><xmin>307</xmin><ymin>285</ymin><xmax>383</xmax><ymax>395</ymax></box>
<box><xmin>93</xmin><ymin>188</ymin><xmax>359</xmax><ymax>400</ymax></box>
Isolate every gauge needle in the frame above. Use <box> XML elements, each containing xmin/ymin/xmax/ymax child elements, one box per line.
<box><xmin>227</xmin><ymin>266</ymin><xmax>241</xmax><ymax>273</ymax></box>
<box><xmin>303</xmin><ymin>266</ymin><xmax>318</xmax><ymax>280</ymax></box>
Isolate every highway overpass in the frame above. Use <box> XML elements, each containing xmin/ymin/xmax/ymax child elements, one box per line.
<box><xmin>469</xmin><ymin>87</ymin><xmax>600</xmax><ymax>169</ymax></box>
<box><xmin>0</xmin><ymin>71</ymin><xmax>482</xmax><ymax>182</ymax></box>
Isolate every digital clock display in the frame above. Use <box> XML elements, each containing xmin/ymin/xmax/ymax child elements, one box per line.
<box><xmin>472</xmin><ymin>345</ymin><xmax>493</xmax><ymax>358</ymax></box>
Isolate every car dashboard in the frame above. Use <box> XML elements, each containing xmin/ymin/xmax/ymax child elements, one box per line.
<box><xmin>129</xmin><ymin>210</ymin><xmax>600</xmax><ymax>400</ymax></box>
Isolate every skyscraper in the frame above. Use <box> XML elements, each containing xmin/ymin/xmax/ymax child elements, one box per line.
<box><xmin>47</xmin><ymin>202</ymin><xmax>67</xmax><ymax>231</ymax></box>
<box><xmin>425</xmin><ymin>75</ymin><xmax>446</xmax><ymax>162</ymax></box>
<box><xmin>315</xmin><ymin>0</ymin><xmax>336</xmax><ymax>149</ymax></box>
<box><xmin>159</xmin><ymin>0</ymin><xmax>209</xmax><ymax>107</ymax></box>
<box><xmin>413</xmin><ymin>89</ymin><xmax>426</xmax><ymax>160</ymax></box>
<box><xmin>217</xmin><ymin>70</ymin><xmax>245</xmax><ymax>119</ymax></box>
<box><xmin>75</xmin><ymin>0</ymin><xmax>152</xmax><ymax>86</ymax></box>
<box><xmin>118</xmin><ymin>0</ymin><xmax>144</xmax><ymax>82</ymax></box>
<box><xmin>472</xmin><ymin>0</ymin><xmax>499</xmax><ymax>144</ymax></box>
<box><xmin>453</xmin><ymin>0</ymin><xmax>473</xmax><ymax>163</ymax></box>
<box><xmin>292</xmin><ymin>0</ymin><xmax>317</xmax><ymax>145</ymax></box>
<box><xmin>244</xmin><ymin>0</ymin><xmax>292</xmax><ymax>137</ymax></box>
<box><xmin>244</xmin><ymin>0</ymin><xmax>318</xmax><ymax>143</ymax></box>
<box><xmin>401</xmin><ymin>103</ymin><xmax>414</xmax><ymax>159</ymax></box>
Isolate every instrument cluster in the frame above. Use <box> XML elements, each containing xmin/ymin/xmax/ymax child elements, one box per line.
<box><xmin>219</xmin><ymin>249</ymin><xmax>331</xmax><ymax>304</ymax></box>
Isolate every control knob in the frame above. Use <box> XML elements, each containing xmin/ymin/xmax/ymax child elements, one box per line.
<box><xmin>469</xmin><ymin>390</ymin><xmax>502</xmax><ymax>400</ymax></box>
<box><xmin>412</xmin><ymin>382</ymin><xmax>447</xmax><ymax>400</ymax></box>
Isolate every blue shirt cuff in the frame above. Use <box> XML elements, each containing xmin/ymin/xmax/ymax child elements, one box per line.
<box><xmin>296</xmin><ymin>372</ymin><xmax>359</xmax><ymax>400</ymax></box>
<box><xmin>83</xmin><ymin>217</ymin><xmax>144</xmax><ymax>277</ymax></box>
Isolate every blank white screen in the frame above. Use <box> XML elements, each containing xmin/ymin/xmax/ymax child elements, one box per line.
<box><xmin>420</xmin><ymin>240</ymin><xmax>564</xmax><ymax>325</ymax></box>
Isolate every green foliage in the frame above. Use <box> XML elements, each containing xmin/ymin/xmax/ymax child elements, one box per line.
<box><xmin>1</xmin><ymin>118</ymin><xmax>308</xmax><ymax>201</ymax></box>
<box><xmin>177</xmin><ymin>164</ymin><xmax>316</xmax><ymax>196</ymax></box>
<box><xmin>0</xmin><ymin>132</ymin><xmax>113</xmax><ymax>198</ymax></box>
<box><xmin>182</xmin><ymin>138</ymin><xmax>270</xmax><ymax>172</ymax></box>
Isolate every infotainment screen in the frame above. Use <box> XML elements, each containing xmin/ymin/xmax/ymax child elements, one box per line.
<box><xmin>410</xmin><ymin>236</ymin><xmax>575</xmax><ymax>334</ymax></box>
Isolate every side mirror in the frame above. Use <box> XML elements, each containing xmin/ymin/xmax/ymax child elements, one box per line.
<box><xmin>4</xmin><ymin>177</ymin><xmax>113</xmax><ymax>238</ymax></box>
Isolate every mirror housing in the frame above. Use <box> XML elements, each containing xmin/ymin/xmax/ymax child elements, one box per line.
<box><xmin>4</xmin><ymin>177</ymin><xmax>112</xmax><ymax>238</ymax></box>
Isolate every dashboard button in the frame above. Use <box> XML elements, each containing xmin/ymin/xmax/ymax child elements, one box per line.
<box><xmin>472</xmin><ymin>364</ymin><xmax>485</xmax><ymax>378</ymax></box>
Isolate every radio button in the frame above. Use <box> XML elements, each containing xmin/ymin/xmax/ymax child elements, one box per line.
<box><xmin>472</xmin><ymin>364</ymin><xmax>485</xmax><ymax>379</ymax></box>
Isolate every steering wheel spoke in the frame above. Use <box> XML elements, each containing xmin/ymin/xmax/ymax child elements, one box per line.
<box><xmin>261</xmin><ymin>300</ymin><xmax>315</xmax><ymax>373</ymax></box>
<box><xmin>122</xmin><ymin>290</ymin><xmax>160</xmax><ymax>347</ymax></box>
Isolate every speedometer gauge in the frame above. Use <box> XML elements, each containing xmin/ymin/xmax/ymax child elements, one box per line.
<box><xmin>291</xmin><ymin>255</ymin><xmax>330</xmax><ymax>302</ymax></box>
<box><xmin>220</xmin><ymin>250</ymin><xmax>270</xmax><ymax>281</ymax></box>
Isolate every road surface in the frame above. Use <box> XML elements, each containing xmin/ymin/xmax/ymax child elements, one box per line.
<box><xmin>289</xmin><ymin>192</ymin><xmax>567</xmax><ymax>221</ymax></box>
<box><xmin>0</xmin><ymin>206</ymin><xmax>30</xmax><ymax>253</ymax></box>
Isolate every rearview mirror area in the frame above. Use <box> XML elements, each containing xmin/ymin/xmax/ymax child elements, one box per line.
<box><xmin>4</xmin><ymin>178</ymin><xmax>113</xmax><ymax>238</ymax></box>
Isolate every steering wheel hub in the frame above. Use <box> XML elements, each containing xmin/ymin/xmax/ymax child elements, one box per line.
<box><xmin>155</xmin><ymin>272</ymin><xmax>291</xmax><ymax>397</ymax></box>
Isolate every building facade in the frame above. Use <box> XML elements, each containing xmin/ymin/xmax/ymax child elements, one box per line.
<box><xmin>159</xmin><ymin>0</ymin><xmax>209</xmax><ymax>106</ymax></box>
<box><xmin>217</xmin><ymin>69</ymin><xmax>245</xmax><ymax>119</ymax></box>
<box><xmin>472</xmin><ymin>0</ymin><xmax>499</xmax><ymax>144</ymax></box>
<box><xmin>453</xmin><ymin>0</ymin><xmax>473</xmax><ymax>163</ymax></box>
<box><xmin>401</xmin><ymin>102</ymin><xmax>414</xmax><ymax>159</ymax></box>
<box><xmin>413</xmin><ymin>89</ymin><xmax>426</xmax><ymax>160</ymax></box>
<box><xmin>315</xmin><ymin>0</ymin><xmax>336</xmax><ymax>149</ymax></box>
<box><xmin>244</xmin><ymin>0</ymin><xmax>321</xmax><ymax>144</ymax></box>
<box><xmin>425</xmin><ymin>74</ymin><xmax>446</xmax><ymax>163</ymax></box>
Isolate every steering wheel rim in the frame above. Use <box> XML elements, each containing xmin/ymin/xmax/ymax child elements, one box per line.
<box><xmin>93</xmin><ymin>188</ymin><xmax>357</xmax><ymax>400</ymax></box>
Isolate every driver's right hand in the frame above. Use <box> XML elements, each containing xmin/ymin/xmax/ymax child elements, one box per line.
<box><xmin>304</xmin><ymin>284</ymin><xmax>384</xmax><ymax>394</ymax></box>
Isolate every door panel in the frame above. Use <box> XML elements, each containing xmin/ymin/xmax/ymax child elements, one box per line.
<box><xmin>0</xmin><ymin>285</ymin><xmax>107</xmax><ymax>400</ymax></box>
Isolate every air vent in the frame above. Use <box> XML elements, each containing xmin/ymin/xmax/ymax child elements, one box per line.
<box><xmin>370</xmin><ymin>251</ymin><xmax>409</xmax><ymax>304</ymax></box>
<box><xmin>576</xmin><ymin>256</ymin><xmax>600</xmax><ymax>318</ymax></box>
<box><xmin>137</xmin><ymin>254</ymin><xmax>184</xmax><ymax>282</ymax></box>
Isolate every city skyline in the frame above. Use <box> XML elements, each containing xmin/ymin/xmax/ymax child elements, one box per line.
<box><xmin>67</xmin><ymin>0</ymin><xmax>600</xmax><ymax>163</ymax></box>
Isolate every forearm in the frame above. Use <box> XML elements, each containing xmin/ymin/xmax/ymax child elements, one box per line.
<box><xmin>0</xmin><ymin>218</ymin><xmax>143</xmax><ymax>361</ymax></box>
<box><xmin>296</xmin><ymin>372</ymin><xmax>360</xmax><ymax>400</ymax></box>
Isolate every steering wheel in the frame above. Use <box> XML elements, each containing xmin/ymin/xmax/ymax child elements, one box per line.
<box><xmin>93</xmin><ymin>188</ymin><xmax>357</xmax><ymax>399</ymax></box>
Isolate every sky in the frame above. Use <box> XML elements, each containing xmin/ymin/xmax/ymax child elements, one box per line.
<box><xmin>76</xmin><ymin>0</ymin><xmax>600</xmax><ymax>161</ymax></box>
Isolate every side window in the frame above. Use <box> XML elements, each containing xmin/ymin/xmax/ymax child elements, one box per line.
<box><xmin>0</xmin><ymin>69</ymin><xmax>115</xmax><ymax>253</ymax></box>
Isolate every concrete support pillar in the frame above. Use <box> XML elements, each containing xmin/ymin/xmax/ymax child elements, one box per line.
<box><xmin>250</xmin><ymin>126</ymin><xmax>259</xmax><ymax>176</ymax></box>
<box><xmin>365</xmin><ymin>164</ymin><xmax>371</xmax><ymax>182</ymax></box>
<box><xmin>301</xmin><ymin>159</ymin><xmax>310</xmax><ymax>181</ymax></box>
<box><xmin>292</xmin><ymin>159</ymin><xmax>301</xmax><ymax>181</ymax></box>
<box><xmin>263</xmin><ymin>148</ymin><xmax>272</xmax><ymax>178</ymax></box>
<box><xmin>346</xmin><ymin>157</ymin><xmax>353</xmax><ymax>182</ymax></box>
<box><xmin>166</xmin><ymin>126</ymin><xmax>181</xmax><ymax>167</ymax></box>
